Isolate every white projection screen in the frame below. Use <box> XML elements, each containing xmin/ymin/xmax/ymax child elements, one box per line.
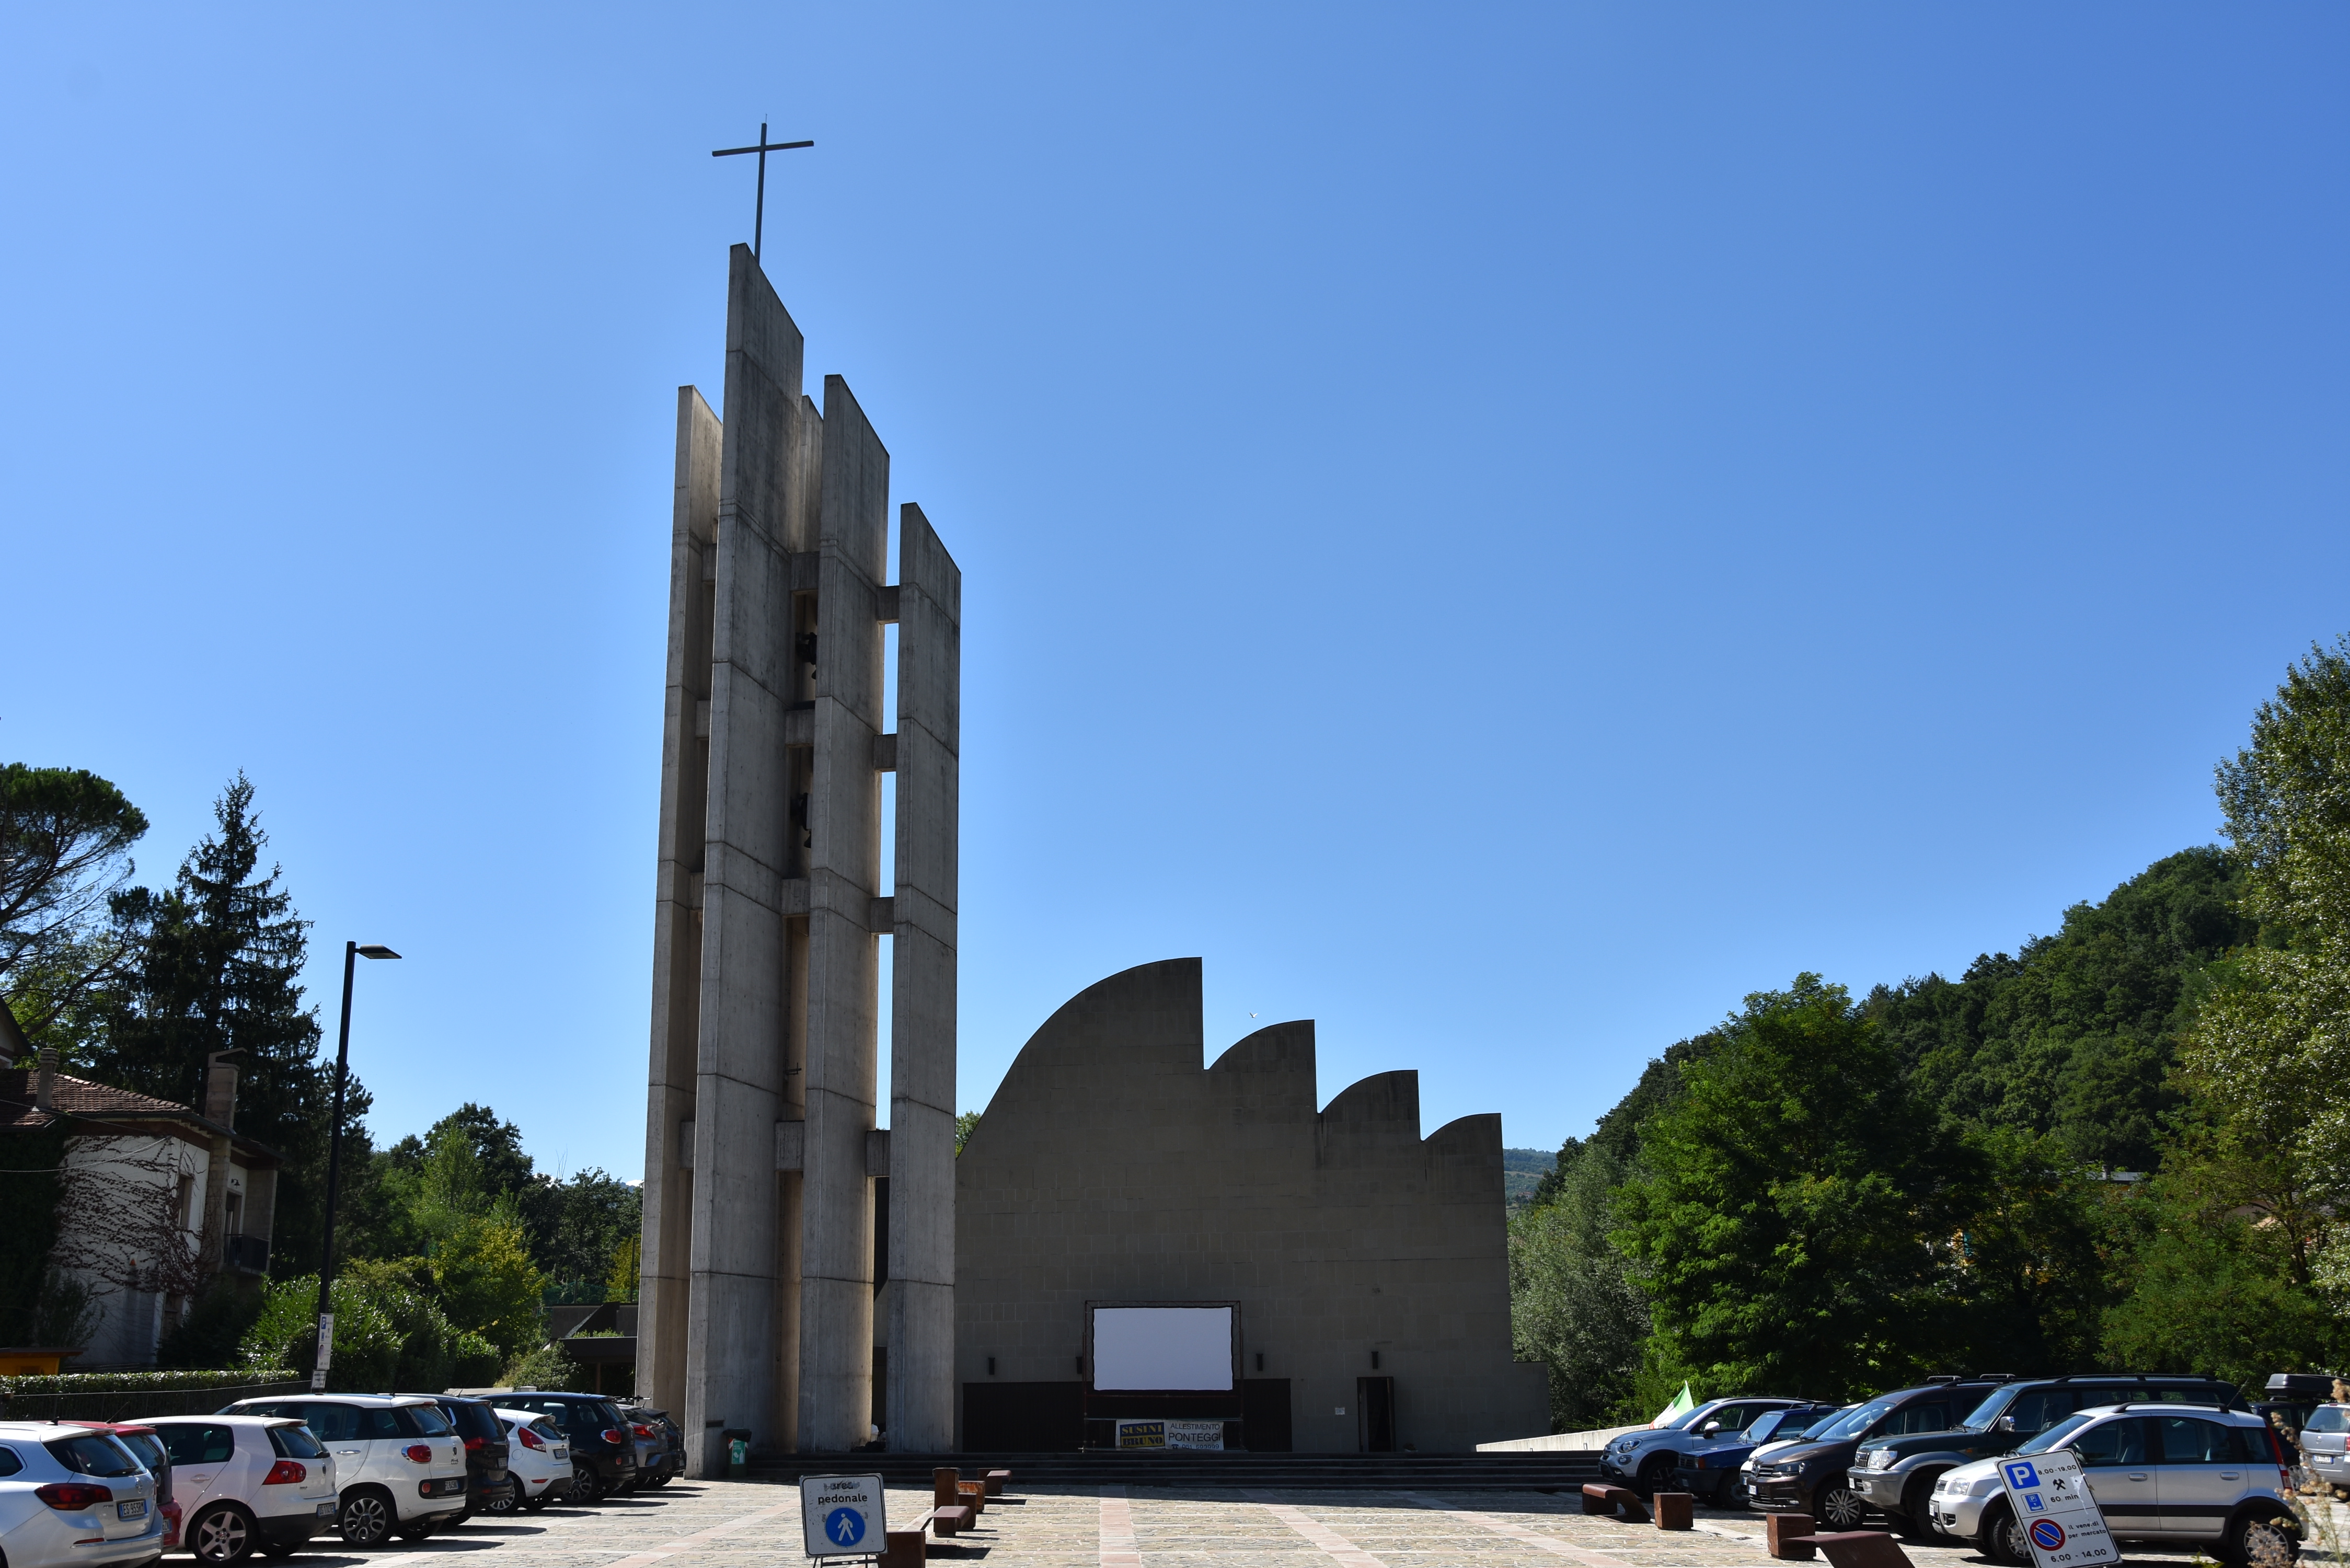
<box><xmin>1090</xmin><ymin>1305</ymin><xmax>1235</xmax><ymax>1390</ymax></box>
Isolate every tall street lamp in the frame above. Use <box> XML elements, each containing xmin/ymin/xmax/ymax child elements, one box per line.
<box><xmin>313</xmin><ymin>940</ymin><xmax>399</xmax><ymax>1391</ymax></box>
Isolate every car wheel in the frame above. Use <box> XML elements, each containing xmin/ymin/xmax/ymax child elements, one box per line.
<box><xmin>190</xmin><ymin>1504</ymin><xmax>258</xmax><ymax>1565</ymax></box>
<box><xmin>1812</xmin><ymin>1479</ymin><xmax>1868</xmax><ymax>1531</ymax></box>
<box><xmin>1895</xmin><ymin>1476</ymin><xmax>1940</xmax><ymax>1540</ymax></box>
<box><xmin>2228</xmin><ymin>1513</ymin><xmax>2300</xmax><ymax>1568</ymax></box>
<box><xmin>1979</xmin><ymin>1501</ymin><xmax>2030</xmax><ymax>1565</ymax></box>
<box><xmin>483</xmin><ymin>1487</ymin><xmax>517</xmax><ymax>1516</ymax></box>
<box><xmin>1637</xmin><ymin>1454</ymin><xmax>1677</xmax><ymax>1496</ymax></box>
<box><xmin>340</xmin><ymin>1491</ymin><xmax>396</xmax><ymax>1550</ymax></box>
<box><xmin>572</xmin><ymin>1465</ymin><xmax>602</xmax><ymax>1503</ymax></box>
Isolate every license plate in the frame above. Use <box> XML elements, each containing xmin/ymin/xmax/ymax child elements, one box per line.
<box><xmin>118</xmin><ymin>1500</ymin><xmax>147</xmax><ymax>1521</ymax></box>
<box><xmin>553</xmin><ymin>1447</ymin><xmax>568</xmax><ymax>1459</ymax></box>
<box><xmin>318</xmin><ymin>1503</ymin><xmax>338</xmax><ymax>1517</ymax></box>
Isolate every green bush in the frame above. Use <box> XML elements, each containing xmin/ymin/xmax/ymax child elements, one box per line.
<box><xmin>497</xmin><ymin>1341</ymin><xmax>585</xmax><ymax>1392</ymax></box>
<box><xmin>0</xmin><ymin>1367</ymin><xmax>298</xmax><ymax>1396</ymax></box>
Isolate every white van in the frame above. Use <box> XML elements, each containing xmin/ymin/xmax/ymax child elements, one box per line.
<box><xmin>218</xmin><ymin>1396</ymin><xmax>467</xmax><ymax>1546</ymax></box>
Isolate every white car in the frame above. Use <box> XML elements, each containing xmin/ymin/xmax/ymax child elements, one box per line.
<box><xmin>492</xmin><ymin>1412</ymin><xmax>573</xmax><ymax>1510</ymax></box>
<box><xmin>219</xmin><ymin>1394</ymin><xmax>468</xmax><ymax>1546</ymax></box>
<box><xmin>1931</xmin><ymin>1403</ymin><xmax>2295</xmax><ymax>1566</ymax></box>
<box><xmin>0</xmin><ymin>1421</ymin><xmax>166</xmax><ymax>1568</ymax></box>
<box><xmin>140</xmin><ymin>1417</ymin><xmax>339</xmax><ymax>1564</ymax></box>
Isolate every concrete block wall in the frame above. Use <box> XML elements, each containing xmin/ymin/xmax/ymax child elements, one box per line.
<box><xmin>953</xmin><ymin>959</ymin><xmax>1550</xmax><ymax>1454</ymax></box>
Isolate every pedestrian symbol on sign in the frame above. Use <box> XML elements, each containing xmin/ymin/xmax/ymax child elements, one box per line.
<box><xmin>827</xmin><ymin>1509</ymin><xmax>865</xmax><ymax>1546</ymax></box>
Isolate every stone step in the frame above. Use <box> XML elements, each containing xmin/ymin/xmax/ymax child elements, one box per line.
<box><xmin>745</xmin><ymin>1449</ymin><xmax>1603</xmax><ymax>1490</ymax></box>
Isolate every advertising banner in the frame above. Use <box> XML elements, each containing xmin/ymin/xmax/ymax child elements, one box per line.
<box><xmin>800</xmin><ymin>1473</ymin><xmax>886</xmax><ymax>1557</ymax></box>
<box><xmin>1113</xmin><ymin>1419</ymin><xmax>1226</xmax><ymax>1450</ymax></box>
<box><xmin>1997</xmin><ymin>1450</ymin><xmax>2119</xmax><ymax>1568</ymax></box>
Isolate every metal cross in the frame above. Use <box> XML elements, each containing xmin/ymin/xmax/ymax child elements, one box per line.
<box><xmin>711</xmin><ymin>122</ymin><xmax>814</xmax><ymax>263</ymax></box>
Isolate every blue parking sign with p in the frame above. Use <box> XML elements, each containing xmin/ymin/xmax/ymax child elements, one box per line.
<box><xmin>2005</xmin><ymin>1461</ymin><xmax>2039</xmax><ymax>1490</ymax></box>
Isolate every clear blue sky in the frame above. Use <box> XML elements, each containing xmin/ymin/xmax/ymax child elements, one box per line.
<box><xmin>7</xmin><ymin>5</ymin><xmax>2345</xmax><ymax>1178</ymax></box>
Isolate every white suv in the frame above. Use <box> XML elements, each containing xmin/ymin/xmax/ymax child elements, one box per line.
<box><xmin>0</xmin><ymin>1422</ymin><xmax>166</xmax><ymax>1568</ymax></box>
<box><xmin>220</xmin><ymin>1395</ymin><xmax>468</xmax><ymax>1546</ymax></box>
<box><xmin>141</xmin><ymin>1417</ymin><xmax>340</xmax><ymax>1563</ymax></box>
<box><xmin>1932</xmin><ymin>1403</ymin><xmax>2296</xmax><ymax>1567</ymax></box>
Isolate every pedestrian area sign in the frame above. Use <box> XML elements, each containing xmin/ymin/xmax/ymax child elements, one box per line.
<box><xmin>1997</xmin><ymin>1451</ymin><xmax>2118</xmax><ymax>1568</ymax></box>
<box><xmin>800</xmin><ymin>1473</ymin><xmax>886</xmax><ymax>1558</ymax></box>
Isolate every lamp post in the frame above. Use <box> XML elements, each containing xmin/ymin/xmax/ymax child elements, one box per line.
<box><xmin>313</xmin><ymin>940</ymin><xmax>399</xmax><ymax>1391</ymax></box>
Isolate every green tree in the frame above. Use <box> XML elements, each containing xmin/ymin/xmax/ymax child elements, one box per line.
<box><xmin>1510</xmin><ymin>1135</ymin><xmax>1648</xmax><ymax>1429</ymax></box>
<box><xmin>432</xmin><ymin>1216</ymin><xmax>545</xmax><ymax>1355</ymax></box>
<box><xmin>2103</xmin><ymin>638</ymin><xmax>2350</xmax><ymax>1383</ymax></box>
<box><xmin>90</xmin><ymin>776</ymin><xmax>359</xmax><ymax>1283</ymax></box>
<box><xmin>1614</xmin><ymin>975</ymin><xmax>1963</xmax><ymax>1399</ymax></box>
<box><xmin>1</xmin><ymin>764</ymin><xmax>147</xmax><ymax>1050</ymax></box>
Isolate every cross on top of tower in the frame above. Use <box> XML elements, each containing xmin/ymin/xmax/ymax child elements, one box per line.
<box><xmin>711</xmin><ymin>121</ymin><xmax>814</xmax><ymax>263</ymax></box>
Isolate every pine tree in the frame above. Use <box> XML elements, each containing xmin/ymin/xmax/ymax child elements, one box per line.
<box><xmin>92</xmin><ymin>775</ymin><xmax>366</xmax><ymax>1283</ymax></box>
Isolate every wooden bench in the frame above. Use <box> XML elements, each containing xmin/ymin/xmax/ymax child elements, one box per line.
<box><xmin>1781</xmin><ymin>1532</ymin><xmax>1914</xmax><ymax>1568</ymax></box>
<box><xmin>932</xmin><ymin>1468</ymin><xmax>961</xmax><ymax>1507</ymax></box>
<box><xmin>1581</xmin><ymin>1483</ymin><xmax>1650</xmax><ymax>1523</ymax></box>
<box><xmin>913</xmin><ymin>1506</ymin><xmax>976</xmax><ymax>1538</ymax></box>
<box><xmin>877</xmin><ymin>1528</ymin><xmax>927</xmax><ymax>1568</ymax></box>
<box><xmin>983</xmin><ymin>1469</ymin><xmax>1012</xmax><ymax>1497</ymax></box>
<box><xmin>1767</xmin><ymin>1512</ymin><xmax>1817</xmax><ymax>1559</ymax></box>
<box><xmin>1651</xmin><ymin>1492</ymin><xmax>1694</xmax><ymax>1531</ymax></box>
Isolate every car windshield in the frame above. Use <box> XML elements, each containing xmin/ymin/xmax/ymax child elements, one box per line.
<box><xmin>1744</xmin><ymin>1411</ymin><xmax>1790</xmax><ymax>1441</ymax></box>
<box><xmin>269</xmin><ymin>1425</ymin><xmax>326</xmax><ymax>1459</ymax></box>
<box><xmin>2018</xmin><ymin>1414</ymin><xmax>2096</xmax><ymax>1455</ymax></box>
<box><xmin>2306</xmin><ymin>1408</ymin><xmax>2350</xmax><ymax>1435</ymax></box>
<box><xmin>47</xmin><ymin>1433</ymin><xmax>142</xmax><ymax>1478</ymax></box>
<box><xmin>1822</xmin><ymin>1401</ymin><xmax>1894</xmax><ymax>1440</ymax></box>
<box><xmin>1960</xmin><ymin>1388</ymin><xmax>2017</xmax><ymax>1431</ymax></box>
<box><xmin>1803</xmin><ymin>1408</ymin><xmax>1856</xmax><ymax>1439</ymax></box>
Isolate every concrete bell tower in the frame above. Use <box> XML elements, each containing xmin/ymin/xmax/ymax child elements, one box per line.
<box><xmin>638</xmin><ymin>246</ymin><xmax>960</xmax><ymax>1468</ymax></box>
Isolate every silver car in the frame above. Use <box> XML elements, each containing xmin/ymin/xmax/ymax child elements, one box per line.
<box><xmin>1931</xmin><ymin>1404</ymin><xmax>2294</xmax><ymax>1566</ymax></box>
<box><xmin>2301</xmin><ymin>1403</ymin><xmax>2347</xmax><ymax>1495</ymax></box>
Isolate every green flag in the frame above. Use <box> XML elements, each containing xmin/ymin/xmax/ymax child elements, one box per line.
<box><xmin>1652</xmin><ymin>1381</ymin><xmax>1696</xmax><ymax>1427</ymax></box>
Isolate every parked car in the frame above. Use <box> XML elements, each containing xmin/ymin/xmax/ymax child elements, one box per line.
<box><xmin>1930</xmin><ymin>1402</ymin><xmax>2295</xmax><ymax>1567</ymax></box>
<box><xmin>0</xmin><ymin>1421</ymin><xmax>167</xmax><ymax>1568</ymax></box>
<box><xmin>2299</xmin><ymin>1403</ymin><xmax>2348</xmax><ymax>1495</ymax></box>
<box><xmin>2255</xmin><ymin>1373</ymin><xmax>2340</xmax><ymax>1465</ymax></box>
<box><xmin>396</xmin><ymin>1395</ymin><xmax>515</xmax><ymax>1519</ymax></box>
<box><xmin>1847</xmin><ymin>1374</ymin><xmax>2241</xmax><ymax>1536</ymax></box>
<box><xmin>488</xmin><ymin>1394</ymin><xmax>638</xmax><ymax>1501</ymax></box>
<box><xmin>1671</xmin><ymin>1405</ymin><xmax>1843</xmax><ymax>1505</ymax></box>
<box><xmin>493</xmin><ymin>1412</ymin><xmax>573</xmax><ymax>1511</ymax></box>
<box><xmin>1735</xmin><ymin>1408</ymin><xmax>1860</xmax><ymax>1507</ymax></box>
<box><xmin>1749</xmin><ymin>1378</ymin><xmax>2008</xmax><ymax>1529</ymax></box>
<box><xmin>217</xmin><ymin>1393</ymin><xmax>468</xmax><ymax>1546</ymax></box>
<box><xmin>142</xmin><ymin>1417</ymin><xmax>338</xmax><ymax>1564</ymax></box>
<box><xmin>617</xmin><ymin>1403</ymin><xmax>685</xmax><ymax>1488</ymax></box>
<box><xmin>65</xmin><ymin>1425</ymin><xmax>178</xmax><ymax>1552</ymax></box>
<box><xmin>1598</xmin><ymin>1398</ymin><xmax>1812</xmax><ymax>1494</ymax></box>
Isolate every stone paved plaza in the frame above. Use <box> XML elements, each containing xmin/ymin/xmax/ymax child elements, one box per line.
<box><xmin>312</xmin><ymin>1479</ymin><xmax>2220</xmax><ymax>1568</ymax></box>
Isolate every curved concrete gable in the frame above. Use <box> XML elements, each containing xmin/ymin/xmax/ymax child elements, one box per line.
<box><xmin>954</xmin><ymin>959</ymin><xmax>1549</xmax><ymax>1454</ymax></box>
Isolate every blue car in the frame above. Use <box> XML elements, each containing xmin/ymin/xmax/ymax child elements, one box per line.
<box><xmin>1670</xmin><ymin>1404</ymin><xmax>1845</xmax><ymax>1504</ymax></box>
<box><xmin>1598</xmin><ymin>1398</ymin><xmax>1811</xmax><ymax>1494</ymax></box>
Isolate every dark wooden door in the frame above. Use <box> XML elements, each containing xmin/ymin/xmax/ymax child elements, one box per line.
<box><xmin>1357</xmin><ymin>1376</ymin><xmax>1396</xmax><ymax>1452</ymax></box>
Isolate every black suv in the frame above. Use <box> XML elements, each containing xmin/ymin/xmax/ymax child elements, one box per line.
<box><xmin>1846</xmin><ymin>1375</ymin><xmax>2241</xmax><ymax>1535</ymax></box>
<box><xmin>495</xmin><ymin>1392</ymin><xmax>639</xmax><ymax>1501</ymax></box>
<box><xmin>1749</xmin><ymin>1379</ymin><xmax>2008</xmax><ymax>1530</ymax></box>
<box><xmin>400</xmin><ymin>1393</ymin><xmax>517</xmax><ymax>1519</ymax></box>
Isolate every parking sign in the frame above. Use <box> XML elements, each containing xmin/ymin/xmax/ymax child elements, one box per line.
<box><xmin>1996</xmin><ymin>1451</ymin><xmax>2118</xmax><ymax>1568</ymax></box>
<box><xmin>800</xmin><ymin>1473</ymin><xmax>886</xmax><ymax>1558</ymax></box>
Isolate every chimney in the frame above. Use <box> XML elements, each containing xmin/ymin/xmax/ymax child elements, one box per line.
<box><xmin>36</xmin><ymin>1047</ymin><xmax>56</xmax><ymax>1113</ymax></box>
<box><xmin>204</xmin><ymin>1052</ymin><xmax>239</xmax><ymax>1132</ymax></box>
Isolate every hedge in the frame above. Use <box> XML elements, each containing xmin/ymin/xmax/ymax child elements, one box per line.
<box><xmin>0</xmin><ymin>1370</ymin><xmax>305</xmax><ymax>1423</ymax></box>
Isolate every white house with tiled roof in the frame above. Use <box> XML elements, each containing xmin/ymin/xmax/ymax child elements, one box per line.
<box><xmin>0</xmin><ymin>1048</ymin><xmax>281</xmax><ymax>1368</ymax></box>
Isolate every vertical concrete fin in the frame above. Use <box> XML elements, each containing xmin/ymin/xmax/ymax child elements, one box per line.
<box><xmin>888</xmin><ymin>502</ymin><xmax>960</xmax><ymax>1452</ymax></box>
<box><xmin>799</xmin><ymin>373</ymin><xmax>891</xmax><ymax>1453</ymax></box>
<box><xmin>641</xmin><ymin>382</ymin><xmax>722</xmax><ymax>1426</ymax></box>
<box><xmin>684</xmin><ymin>245</ymin><xmax>807</xmax><ymax>1473</ymax></box>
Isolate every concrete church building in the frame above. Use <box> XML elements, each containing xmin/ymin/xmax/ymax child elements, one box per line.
<box><xmin>639</xmin><ymin>250</ymin><xmax>1543</xmax><ymax>1466</ymax></box>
